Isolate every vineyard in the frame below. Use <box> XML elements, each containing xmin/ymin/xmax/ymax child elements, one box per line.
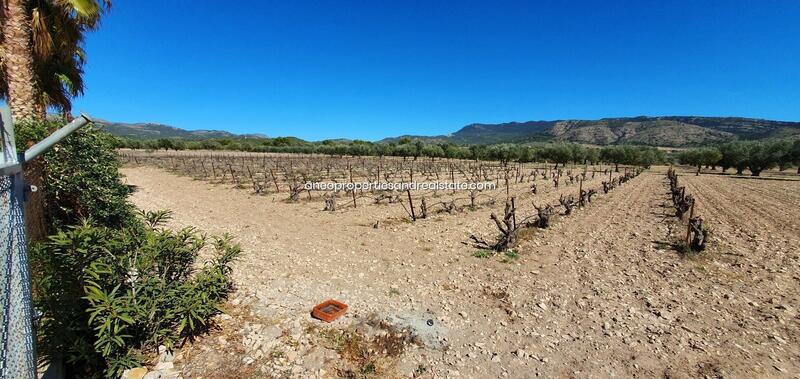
<box><xmin>121</xmin><ymin>150</ymin><xmax>643</xmax><ymax>230</ymax></box>
<box><xmin>120</xmin><ymin>151</ymin><xmax>800</xmax><ymax>378</ymax></box>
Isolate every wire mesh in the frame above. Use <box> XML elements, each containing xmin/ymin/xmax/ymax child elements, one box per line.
<box><xmin>0</xmin><ymin>173</ymin><xmax>37</xmax><ymax>378</ymax></box>
<box><xmin>0</xmin><ymin>111</ymin><xmax>89</xmax><ymax>379</ymax></box>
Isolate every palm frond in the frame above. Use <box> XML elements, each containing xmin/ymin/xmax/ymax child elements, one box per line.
<box><xmin>0</xmin><ymin>0</ymin><xmax>110</xmax><ymax>113</ymax></box>
<box><xmin>31</xmin><ymin>7</ymin><xmax>54</xmax><ymax>58</ymax></box>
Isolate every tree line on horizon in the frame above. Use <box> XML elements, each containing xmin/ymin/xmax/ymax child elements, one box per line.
<box><xmin>116</xmin><ymin>136</ymin><xmax>669</xmax><ymax>168</ymax></box>
<box><xmin>677</xmin><ymin>139</ymin><xmax>800</xmax><ymax>176</ymax></box>
<box><xmin>117</xmin><ymin>135</ymin><xmax>800</xmax><ymax>175</ymax></box>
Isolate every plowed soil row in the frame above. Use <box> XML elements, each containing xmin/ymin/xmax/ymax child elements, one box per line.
<box><xmin>123</xmin><ymin>166</ymin><xmax>799</xmax><ymax>378</ymax></box>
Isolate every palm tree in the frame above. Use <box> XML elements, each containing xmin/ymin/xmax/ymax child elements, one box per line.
<box><xmin>1</xmin><ymin>0</ymin><xmax>110</xmax><ymax>242</ymax></box>
<box><xmin>1</xmin><ymin>0</ymin><xmax>41</xmax><ymax>120</ymax></box>
<box><xmin>1</xmin><ymin>0</ymin><xmax>110</xmax><ymax>120</ymax></box>
<box><xmin>32</xmin><ymin>0</ymin><xmax>89</xmax><ymax>118</ymax></box>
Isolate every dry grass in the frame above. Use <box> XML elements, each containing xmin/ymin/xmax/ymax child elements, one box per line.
<box><xmin>314</xmin><ymin>316</ymin><xmax>415</xmax><ymax>378</ymax></box>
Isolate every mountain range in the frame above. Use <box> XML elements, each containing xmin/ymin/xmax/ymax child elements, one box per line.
<box><xmin>380</xmin><ymin>116</ymin><xmax>800</xmax><ymax>147</ymax></box>
<box><xmin>97</xmin><ymin>116</ymin><xmax>800</xmax><ymax>147</ymax></box>
<box><xmin>95</xmin><ymin>119</ymin><xmax>268</xmax><ymax>140</ymax></box>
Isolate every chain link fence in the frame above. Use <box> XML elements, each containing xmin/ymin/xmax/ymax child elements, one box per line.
<box><xmin>0</xmin><ymin>174</ymin><xmax>37</xmax><ymax>378</ymax></box>
<box><xmin>0</xmin><ymin>110</ymin><xmax>91</xmax><ymax>379</ymax></box>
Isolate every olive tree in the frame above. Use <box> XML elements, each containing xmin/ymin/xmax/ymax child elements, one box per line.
<box><xmin>677</xmin><ymin>147</ymin><xmax>722</xmax><ymax>175</ymax></box>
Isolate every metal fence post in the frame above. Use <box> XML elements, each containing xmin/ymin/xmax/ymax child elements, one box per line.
<box><xmin>0</xmin><ymin>109</ymin><xmax>91</xmax><ymax>379</ymax></box>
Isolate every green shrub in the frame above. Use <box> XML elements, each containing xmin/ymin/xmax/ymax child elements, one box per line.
<box><xmin>43</xmin><ymin>127</ymin><xmax>134</xmax><ymax>228</ymax></box>
<box><xmin>15</xmin><ymin>119</ymin><xmax>134</xmax><ymax>229</ymax></box>
<box><xmin>14</xmin><ymin>119</ymin><xmax>243</xmax><ymax>378</ymax></box>
<box><xmin>33</xmin><ymin>210</ymin><xmax>241</xmax><ymax>378</ymax></box>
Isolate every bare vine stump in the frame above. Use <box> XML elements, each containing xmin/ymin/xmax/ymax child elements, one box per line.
<box><xmin>559</xmin><ymin>194</ymin><xmax>575</xmax><ymax>215</ymax></box>
<box><xmin>675</xmin><ymin>194</ymin><xmax>694</xmax><ymax>219</ymax></box>
<box><xmin>323</xmin><ymin>196</ymin><xmax>337</xmax><ymax>211</ymax></box>
<box><xmin>586</xmin><ymin>189</ymin><xmax>597</xmax><ymax>203</ymax></box>
<box><xmin>534</xmin><ymin>204</ymin><xmax>555</xmax><ymax>229</ymax></box>
<box><xmin>288</xmin><ymin>182</ymin><xmax>303</xmax><ymax>201</ymax></box>
<box><xmin>468</xmin><ymin>201</ymin><xmax>518</xmax><ymax>251</ymax></box>
<box><xmin>688</xmin><ymin>216</ymin><xmax>709</xmax><ymax>251</ymax></box>
<box><xmin>443</xmin><ymin>201</ymin><xmax>457</xmax><ymax>214</ymax></box>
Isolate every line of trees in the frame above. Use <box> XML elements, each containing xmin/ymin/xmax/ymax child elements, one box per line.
<box><xmin>117</xmin><ymin>136</ymin><xmax>668</xmax><ymax>168</ymax></box>
<box><xmin>123</xmin><ymin>135</ymin><xmax>800</xmax><ymax>176</ymax></box>
<box><xmin>677</xmin><ymin>140</ymin><xmax>800</xmax><ymax>176</ymax></box>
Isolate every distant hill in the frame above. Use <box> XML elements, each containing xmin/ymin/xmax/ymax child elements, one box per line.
<box><xmin>95</xmin><ymin>119</ymin><xmax>268</xmax><ymax>140</ymax></box>
<box><xmin>97</xmin><ymin>115</ymin><xmax>800</xmax><ymax>147</ymax></box>
<box><xmin>380</xmin><ymin>116</ymin><xmax>800</xmax><ymax>147</ymax></box>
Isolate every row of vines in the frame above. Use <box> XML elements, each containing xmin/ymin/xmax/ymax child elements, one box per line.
<box><xmin>468</xmin><ymin>168</ymin><xmax>643</xmax><ymax>252</ymax></box>
<box><xmin>666</xmin><ymin>167</ymin><xmax>709</xmax><ymax>252</ymax></box>
<box><xmin>122</xmin><ymin>150</ymin><xmax>651</xmax><ymax>255</ymax></box>
<box><xmin>122</xmin><ymin>150</ymin><xmax>638</xmax><ymax>215</ymax></box>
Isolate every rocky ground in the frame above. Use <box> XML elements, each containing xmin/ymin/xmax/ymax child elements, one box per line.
<box><xmin>121</xmin><ymin>165</ymin><xmax>800</xmax><ymax>378</ymax></box>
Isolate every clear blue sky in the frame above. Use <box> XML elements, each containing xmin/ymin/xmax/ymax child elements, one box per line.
<box><xmin>66</xmin><ymin>0</ymin><xmax>800</xmax><ymax>141</ymax></box>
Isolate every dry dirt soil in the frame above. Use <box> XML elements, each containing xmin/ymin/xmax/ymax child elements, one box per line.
<box><xmin>122</xmin><ymin>165</ymin><xmax>800</xmax><ymax>379</ymax></box>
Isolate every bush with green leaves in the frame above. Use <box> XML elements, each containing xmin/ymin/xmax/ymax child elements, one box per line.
<box><xmin>15</xmin><ymin>118</ymin><xmax>134</xmax><ymax>230</ymax></box>
<box><xmin>34</xmin><ymin>210</ymin><xmax>241</xmax><ymax>378</ymax></box>
<box><xmin>13</xmin><ymin>119</ymin><xmax>243</xmax><ymax>378</ymax></box>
